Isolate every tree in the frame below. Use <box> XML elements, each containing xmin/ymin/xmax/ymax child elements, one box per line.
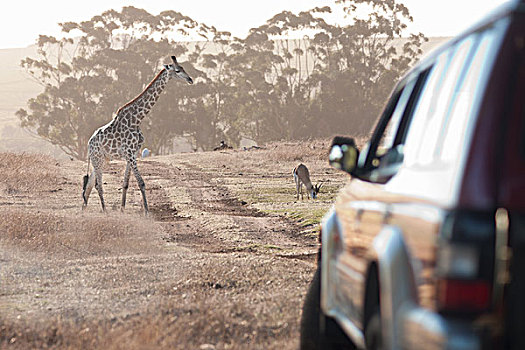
<box><xmin>16</xmin><ymin>35</ymin><xmax>108</xmax><ymax>160</ymax></box>
<box><xmin>308</xmin><ymin>0</ymin><xmax>427</xmax><ymax>136</ymax></box>
<box><xmin>18</xmin><ymin>1</ymin><xmax>426</xmax><ymax>157</ymax></box>
<box><xmin>224</xmin><ymin>0</ymin><xmax>426</xmax><ymax>143</ymax></box>
<box><xmin>17</xmin><ymin>7</ymin><xmax>216</xmax><ymax>159</ymax></box>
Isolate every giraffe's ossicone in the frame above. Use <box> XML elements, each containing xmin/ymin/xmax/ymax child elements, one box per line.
<box><xmin>82</xmin><ymin>56</ymin><xmax>193</xmax><ymax>215</ymax></box>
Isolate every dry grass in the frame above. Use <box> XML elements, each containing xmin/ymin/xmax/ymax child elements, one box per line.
<box><xmin>262</xmin><ymin>138</ymin><xmax>333</xmax><ymax>162</ymax></box>
<box><xmin>0</xmin><ymin>153</ymin><xmax>61</xmax><ymax>194</ymax></box>
<box><xmin>1</xmin><ymin>248</ymin><xmax>306</xmax><ymax>349</ymax></box>
<box><xmin>183</xmin><ymin>137</ymin><xmax>362</xmax><ymax>235</ymax></box>
<box><xmin>0</xmin><ymin>138</ymin><xmax>366</xmax><ymax>350</ymax></box>
<box><xmin>261</xmin><ymin>136</ymin><xmax>368</xmax><ymax>163</ymax></box>
<box><xmin>1</xmin><ymin>294</ymin><xmax>299</xmax><ymax>350</ymax></box>
<box><xmin>0</xmin><ymin>209</ymin><xmax>158</xmax><ymax>258</ymax></box>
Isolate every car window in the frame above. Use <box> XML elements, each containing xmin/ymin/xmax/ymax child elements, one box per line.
<box><xmin>363</xmin><ymin>73</ymin><xmax>426</xmax><ymax>182</ymax></box>
<box><xmin>401</xmin><ymin>53</ymin><xmax>449</xmax><ymax>167</ymax></box>
<box><xmin>358</xmin><ymin>88</ymin><xmax>402</xmax><ymax>170</ymax></box>
<box><xmin>375</xmin><ymin>78</ymin><xmax>418</xmax><ymax>158</ymax></box>
<box><xmin>438</xmin><ymin>25</ymin><xmax>503</xmax><ymax>162</ymax></box>
<box><xmin>403</xmin><ymin>36</ymin><xmax>479</xmax><ymax>167</ymax></box>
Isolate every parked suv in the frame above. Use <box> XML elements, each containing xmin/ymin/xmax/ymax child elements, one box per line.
<box><xmin>300</xmin><ymin>1</ymin><xmax>525</xmax><ymax>349</ymax></box>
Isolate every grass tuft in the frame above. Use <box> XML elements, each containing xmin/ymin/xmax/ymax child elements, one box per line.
<box><xmin>0</xmin><ymin>209</ymin><xmax>158</xmax><ymax>258</ymax></box>
<box><xmin>0</xmin><ymin>152</ymin><xmax>61</xmax><ymax>194</ymax></box>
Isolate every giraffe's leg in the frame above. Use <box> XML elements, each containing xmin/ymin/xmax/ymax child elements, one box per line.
<box><xmin>295</xmin><ymin>177</ymin><xmax>300</xmax><ymax>200</ymax></box>
<box><xmin>300</xmin><ymin>182</ymin><xmax>304</xmax><ymax>200</ymax></box>
<box><xmin>94</xmin><ymin>168</ymin><xmax>106</xmax><ymax>212</ymax></box>
<box><xmin>129</xmin><ymin>157</ymin><xmax>148</xmax><ymax>215</ymax></box>
<box><xmin>82</xmin><ymin>170</ymin><xmax>96</xmax><ymax>209</ymax></box>
<box><xmin>121</xmin><ymin>162</ymin><xmax>131</xmax><ymax>211</ymax></box>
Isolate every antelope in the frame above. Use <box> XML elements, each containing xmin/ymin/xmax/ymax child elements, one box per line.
<box><xmin>293</xmin><ymin>163</ymin><xmax>321</xmax><ymax>200</ymax></box>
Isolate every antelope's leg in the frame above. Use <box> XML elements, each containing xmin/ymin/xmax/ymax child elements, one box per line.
<box><xmin>295</xmin><ymin>175</ymin><xmax>300</xmax><ymax>200</ymax></box>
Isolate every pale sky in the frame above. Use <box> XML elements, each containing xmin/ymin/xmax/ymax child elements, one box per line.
<box><xmin>0</xmin><ymin>0</ymin><xmax>511</xmax><ymax>49</ymax></box>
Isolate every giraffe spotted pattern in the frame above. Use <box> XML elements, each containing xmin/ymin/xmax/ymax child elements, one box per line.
<box><xmin>82</xmin><ymin>56</ymin><xmax>193</xmax><ymax>214</ymax></box>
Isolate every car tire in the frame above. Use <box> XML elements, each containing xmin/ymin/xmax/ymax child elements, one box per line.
<box><xmin>365</xmin><ymin>310</ymin><xmax>383</xmax><ymax>350</ymax></box>
<box><xmin>300</xmin><ymin>265</ymin><xmax>356</xmax><ymax>350</ymax></box>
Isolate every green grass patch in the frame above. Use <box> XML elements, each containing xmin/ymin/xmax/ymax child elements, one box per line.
<box><xmin>258</xmin><ymin>207</ymin><xmax>328</xmax><ymax>230</ymax></box>
<box><xmin>297</xmin><ymin>208</ymin><xmax>328</xmax><ymax>227</ymax></box>
<box><xmin>237</xmin><ymin>186</ymin><xmax>295</xmax><ymax>204</ymax></box>
<box><xmin>215</xmin><ymin>165</ymin><xmax>345</xmax><ymax>236</ymax></box>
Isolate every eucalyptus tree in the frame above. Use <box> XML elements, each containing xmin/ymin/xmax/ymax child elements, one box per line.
<box><xmin>17</xmin><ymin>1</ymin><xmax>426</xmax><ymax>156</ymax></box>
<box><xmin>17</xmin><ymin>7</ymin><xmax>213</xmax><ymax>158</ymax></box>
<box><xmin>227</xmin><ymin>0</ymin><xmax>426</xmax><ymax>143</ymax></box>
<box><xmin>308</xmin><ymin>0</ymin><xmax>427</xmax><ymax>136</ymax></box>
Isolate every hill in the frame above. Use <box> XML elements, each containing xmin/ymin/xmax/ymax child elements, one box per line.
<box><xmin>0</xmin><ymin>46</ymin><xmax>65</xmax><ymax>157</ymax></box>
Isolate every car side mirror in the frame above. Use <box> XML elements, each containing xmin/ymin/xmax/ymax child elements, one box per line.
<box><xmin>329</xmin><ymin>136</ymin><xmax>360</xmax><ymax>175</ymax></box>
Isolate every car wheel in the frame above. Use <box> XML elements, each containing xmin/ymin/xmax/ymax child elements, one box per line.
<box><xmin>300</xmin><ymin>265</ymin><xmax>356</xmax><ymax>350</ymax></box>
<box><xmin>365</xmin><ymin>310</ymin><xmax>383</xmax><ymax>350</ymax></box>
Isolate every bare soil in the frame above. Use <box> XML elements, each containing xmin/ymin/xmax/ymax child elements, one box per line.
<box><xmin>0</xmin><ymin>140</ymin><xmax>348</xmax><ymax>349</ymax></box>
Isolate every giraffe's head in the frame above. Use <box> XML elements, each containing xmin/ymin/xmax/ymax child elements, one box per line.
<box><xmin>164</xmin><ymin>56</ymin><xmax>193</xmax><ymax>85</ymax></box>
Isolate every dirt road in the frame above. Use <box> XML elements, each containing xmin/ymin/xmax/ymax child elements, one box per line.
<box><xmin>0</xmin><ymin>141</ymin><xmax>346</xmax><ymax>349</ymax></box>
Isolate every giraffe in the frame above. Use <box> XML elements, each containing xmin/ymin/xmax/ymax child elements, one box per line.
<box><xmin>82</xmin><ymin>55</ymin><xmax>193</xmax><ymax>215</ymax></box>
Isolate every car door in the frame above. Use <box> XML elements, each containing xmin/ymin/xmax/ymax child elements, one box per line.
<box><xmin>333</xmin><ymin>71</ymin><xmax>428</xmax><ymax>328</ymax></box>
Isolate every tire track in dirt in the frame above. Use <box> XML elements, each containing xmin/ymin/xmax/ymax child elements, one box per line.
<box><xmin>141</xmin><ymin>159</ymin><xmax>316</xmax><ymax>258</ymax></box>
<box><xmin>0</xmin><ymin>150</ymin><xmax>323</xmax><ymax>349</ymax></box>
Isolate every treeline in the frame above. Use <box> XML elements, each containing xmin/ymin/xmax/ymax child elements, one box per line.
<box><xmin>16</xmin><ymin>0</ymin><xmax>426</xmax><ymax>160</ymax></box>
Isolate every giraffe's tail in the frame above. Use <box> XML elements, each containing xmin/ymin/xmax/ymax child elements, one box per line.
<box><xmin>82</xmin><ymin>156</ymin><xmax>90</xmax><ymax>202</ymax></box>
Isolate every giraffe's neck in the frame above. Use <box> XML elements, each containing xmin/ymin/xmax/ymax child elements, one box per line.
<box><xmin>116</xmin><ymin>69</ymin><xmax>170</xmax><ymax>126</ymax></box>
